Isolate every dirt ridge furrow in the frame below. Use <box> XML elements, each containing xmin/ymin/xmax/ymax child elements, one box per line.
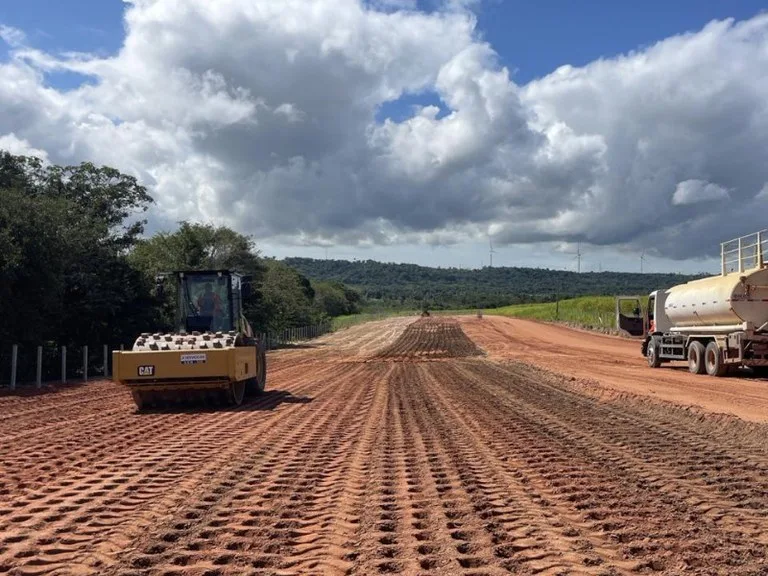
<box><xmin>437</xmin><ymin>360</ymin><xmax>767</xmax><ymax>573</ymax></box>
<box><xmin>0</xmin><ymin>363</ymin><xmax>348</xmax><ymax>575</ymax></box>
<box><xmin>461</xmin><ymin>361</ymin><xmax>768</xmax><ymax>540</ymax></box>
<box><xmin>96</xmin><ymin>363</ymin><xmax>372</xmax><ymax>575</ymax></box>
<box><xmin>2</xmin><ymin>316</ymin><xmax>768</xmax><ymax>576</ymax></box>
<box><xmin>411</xmin><ymin>362</ymin><xmax>624</xmax><ymax>575</ymax></box>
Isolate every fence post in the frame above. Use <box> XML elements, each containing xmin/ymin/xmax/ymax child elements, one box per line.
<box><xmin>62</xmin><ymin>346</ymin><xmax>67</xmax><ymax>383</ymax></box>
<box><xmin>10</xmin><ymin>344</ymin><xmax>18</xmax><ymax>391</ymax></box>
<box><xmin>83</xmin><ymin>346</ymin><xmax>88</xmax><ymax>382</ymax></box>
<box><xmin>103</xmin><ymin>344</ymin><xmax>109</xmax><ymax>378</ymax></box>
<box><xmin>36</xmin><ymin>345</ymin><xmax>42</xmax><ymax>389</ymax></box>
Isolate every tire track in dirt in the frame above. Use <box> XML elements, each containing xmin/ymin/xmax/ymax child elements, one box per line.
<box><xmin>90</xmin><ymin>363</ymin><xmax>389</xmax><ymax>576</ymax></box>
<box><xmin>0</xmin><ymin>385</ymin><xmax>127</xmax><ymax>432</ymax></box>
<box><xmin>477</xmin><ymin>361</ymin><xmax>768</xmax><ymax>521</ymax></box>
<box><xmin>0</xmin><ymin>363</ymin><xmax>340</xmax><ymax>500</ymax></box>
<box><xmin>373</xmin><ymin>317</ymin><xmax>483</xmax><ymax>361</ymax></box>
<box><xmin>0</xmin><ymin>363</ymin><xmax>345</xmax><ymax>576</ymax></box>
<box><xmin>363</xmin><ymin>363</ymin><xmax>510</xmax><ymax>575</ymax></box>
<box><xmin>432</xmin><ymin>359</ymin><xmax>768</xmax><ymax>573</ymax></box>
<box><xmin>3</xmin><ymin>316</ymin><xmax>768</xmax><ymax>575</ymax></box>
<box><xmin>345</xmin><ymin>365</ymin><xmax>418</xmax><ymax>575</ymax></box>
<box><xmin>411</xmin><ymin>363</ymin><xmax>622</xmax><ymax>575</ymax></box>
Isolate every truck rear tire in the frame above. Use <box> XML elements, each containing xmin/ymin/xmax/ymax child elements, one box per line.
<box><xmin>705</xmin><ymin>341</ymin><xmax>727</xmax><ymax>377</ymax></box>
<box><xmin>688</xmin><ymin>341</ymin><xmax>706</xmax><ymax>374</ymax></box>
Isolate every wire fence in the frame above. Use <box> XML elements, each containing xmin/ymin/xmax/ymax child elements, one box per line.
<box><xmin>0</xmin><ymin>320</ymin><xmax>333</xmax><ymax>390</ymax></box>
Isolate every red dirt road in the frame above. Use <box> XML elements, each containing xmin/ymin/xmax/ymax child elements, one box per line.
<box><xmin>1</xmin><ymin>316</ymin><xmax>768</xmax><ymax>575</ymax></box>
<box><xmin>461</xmin><ymin>315</ymin><xmax>768</xmax><ymax>424</ymax></box>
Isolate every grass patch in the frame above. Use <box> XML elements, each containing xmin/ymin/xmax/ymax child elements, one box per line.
<box><xmin>486</xmin><ymin>296</ymin><xmax>629</xmax><ymax>330</ymax></box>
<box><xmin>329</xmin><ymin>296</ymin><xmax>640</xmax><ymax>333</ymax></box>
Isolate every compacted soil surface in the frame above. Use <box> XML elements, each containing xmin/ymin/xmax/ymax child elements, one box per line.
<box><xmin>1</xmin><ymin>316</ymin><xmax>768</xmax><ymax>575</ymax></box>
<box><xmin>459</xmin><ymin>316</ymin><xmax>768</xmax><ymax>424</ymax></box>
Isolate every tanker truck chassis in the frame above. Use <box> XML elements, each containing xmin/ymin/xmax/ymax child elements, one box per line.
<box><xmin>641</xmin><ymin>229</ymin><xmax>768</xmax><ymax>377</ymax></box>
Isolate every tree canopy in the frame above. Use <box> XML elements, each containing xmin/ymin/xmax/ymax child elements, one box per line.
<box><xmin>284</xmin><ymin>257</ymin><xmax>706</xmax><ymax>311</ymax></box>
<box><xmin>0</xmin><ymin>151</ymin><xmax>362</xmax><ymax>350</ymax></box>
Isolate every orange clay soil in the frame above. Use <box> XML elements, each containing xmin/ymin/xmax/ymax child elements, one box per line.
<box><xmin>460</xmin><ymin>315</ymin><xmax>768</xmax><ymax>424</ymax></box>
<box><xmin>0</xmin><ymin>316</ymin><xmax>767</xmax><ymax>575</ymax></box>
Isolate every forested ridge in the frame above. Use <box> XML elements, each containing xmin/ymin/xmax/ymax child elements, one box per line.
<box><xmin>285</xmin><ymin>257</ymin><xmax>705</xmax><ymax>310</ymax></box>
<box><xmin>0</xmin><ymin>151</ymin><xmax>360</xmax><ymax>348</ymax></box>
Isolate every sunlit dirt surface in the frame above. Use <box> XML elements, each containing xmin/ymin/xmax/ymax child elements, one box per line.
<box><xmin>1</xmin><ymin>316</ymin><xmax>767</xmax><ymax>575</ymax></box>
<box><xmin>460</xmin><ymin>315</ymin><xmax>768</xmax><ymax>424</ymax></box>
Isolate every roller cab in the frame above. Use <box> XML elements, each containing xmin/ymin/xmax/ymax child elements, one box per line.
<box><xmin>112</xmin><ymin>269</ymin><xmax>267</xmax><ymax>410</ymax></box>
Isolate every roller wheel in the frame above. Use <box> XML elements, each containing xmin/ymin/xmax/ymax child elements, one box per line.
<box><xmin>246</xmin><ymin>344</ymin><xmax>267</xmax><ymax>395</ymax></box>
<box><xmin>705</xmin><ymin>341</ymin><xmax>727</xmax><ymax>377</ymax></box>
<box><xmin>131</xmin><ymin>391</ymin><xmax>145</xmax><ymax>411</ymax></box>
<box><xmin>688</xmin><ymin>341</ymin><xmax>706</xmax><ymax>374</ymax></box>
<box><xmin>225</xmin><ymin>380</ymin><xmax>246</xmax><ymax>406</ymax></box>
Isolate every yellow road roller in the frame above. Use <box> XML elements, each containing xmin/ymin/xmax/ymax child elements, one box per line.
<box><xmin>112</xmin><ymin>269</ymin><xmax>267</xmax><ymax>410</ymax></box>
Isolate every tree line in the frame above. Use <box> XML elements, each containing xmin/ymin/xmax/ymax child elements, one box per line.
<box><xmin>0</xmin><ymin>151</ymin><xmax>361</xmax><ymax>348</ymax></box>
<box><xmin>284</xmin><ymin>257</ymin><xmax>706</xmax><ymax>311</ymax></box>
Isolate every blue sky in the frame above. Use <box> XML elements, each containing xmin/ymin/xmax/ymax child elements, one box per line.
<box><xmin>1</xmin><ymin>1</ymin><xmax>767</xmax><ymax>274</ymax></box>
<box><xmin>4</xmin><ymin>0</ymin><xmax>766</xmax><ymax>97</ymax></box>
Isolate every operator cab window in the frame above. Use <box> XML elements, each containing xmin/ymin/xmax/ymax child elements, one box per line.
<box><xmin>180</xmin><ymin>274</ymin><xmax>233</xmax><ymax>332</ymax></box>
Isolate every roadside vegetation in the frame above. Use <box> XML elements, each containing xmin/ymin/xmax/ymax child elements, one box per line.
<box><xmin>489</xmin><ymin>297</ymin><xmax>621</xmax><ymax>329</ymax></box>
<box><xmin>0</xmin><ymin>151</ymin><xmax>361</xmax><ymax>348</ymax></box>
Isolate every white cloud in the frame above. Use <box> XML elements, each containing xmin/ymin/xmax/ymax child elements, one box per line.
<box><xmin>0</xmin><ymin>133</ymin><xmax>49</xmax><ymax>161</ymax></box>
<box><xmin>0</xmin><ymin>4</ymin><xmax>768</xmax><ymax>262</ymax></box>
<box><xmin>672</xmin><ymin>179</ymin><xmax>730</xmax><ymax>205</ymax></box>
<box><xmin>0</xmin><ymin>25</ymin><xmax>25</xmax><ymax>48</ymax></box>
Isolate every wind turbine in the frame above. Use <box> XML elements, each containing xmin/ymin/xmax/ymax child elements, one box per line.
<box><xmin>568</xmin><ymin>241</ymin><xmax>583</xmax><ymax>273</ymax></box>
<box><xmin>640</xmin><ymin>250</ymin><xmax>646</xmax><ymax>273</ymax></box>
<box><xmin>489</xmin><ymin>238</ymin><xmax>496</xmax><ymax>268</ymax></box>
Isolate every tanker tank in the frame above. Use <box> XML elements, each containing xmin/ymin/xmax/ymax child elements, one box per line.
<box><xmin>664</xmin><ymin>267</ymin><xmax>768</xmax><ymax>329</ymax></box>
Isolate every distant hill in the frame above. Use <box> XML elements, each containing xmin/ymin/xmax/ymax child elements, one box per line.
<box><xmin>283</xmin><ymin>257</ymin><xmax>706</xmax><ymax>311</ymax></box>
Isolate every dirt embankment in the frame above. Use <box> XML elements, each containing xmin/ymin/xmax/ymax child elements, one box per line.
<box><xmin>1</xmin><ymin>316</ymin><xmax>767</xmax><ymax>575</ymax></box>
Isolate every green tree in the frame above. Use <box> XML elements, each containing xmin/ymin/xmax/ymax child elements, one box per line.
<box><xmin>259</xmin><ymin>259</ymin><xmax>320</xmax><ymax>333</ymax></box>
<box><xmin>313</xmin><ymin>281</ymin><xmax>362</xmax><ymax>317</ymax></box>
<box><xmin>0</xmin><ymin>151</ymin><xmax>157</xmax><ymax>347</ymax></box>
<box><xmin>128</xmin><ymin>221</ymin><xmax>269</xmax><ymax>331</ymax></box>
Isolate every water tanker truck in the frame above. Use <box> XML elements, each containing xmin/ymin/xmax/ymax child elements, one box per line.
<box><xmin>636</xmin><ymin>229</ymin><xmax>768</xmax><ymax>376</ymax></box>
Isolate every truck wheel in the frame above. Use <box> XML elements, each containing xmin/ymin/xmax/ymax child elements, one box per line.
<box><xmin>647</xmin><ymin>340</ymin><xmax>661</xmax><ymax>368</ymax></box>
<box><xmin>688</xmin><ymin>341</ymin><xmax>706</xmax><ymax>374</ymax></box>
<box><xmin>705</xmin><ymin>341</ymin><xmax>727</xmax><ymax>377</ymax></box>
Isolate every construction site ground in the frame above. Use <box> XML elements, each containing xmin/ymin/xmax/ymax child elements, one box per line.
<box><xmin>2</xmin><ymin>315</ymin><xmax>768</xmax><ymax>575</ymax></box>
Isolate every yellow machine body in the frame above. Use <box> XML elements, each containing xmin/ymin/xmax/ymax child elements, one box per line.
<box><xmin>111</xmin><ymin>269</ymin><xmax>267</xmax><ymax>410</ymax></box>
<box><xmin>112</xmin><ymin>346</ymin><xmax>258</xmax><ymax>392</ymax></box>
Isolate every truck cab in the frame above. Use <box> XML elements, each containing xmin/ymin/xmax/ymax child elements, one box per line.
<box><xmin>646</xmin><ymin>290</ymin><xmax>671</xmax><ymax>335</ymax></box>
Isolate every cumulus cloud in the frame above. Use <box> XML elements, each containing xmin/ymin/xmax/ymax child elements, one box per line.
<box><xmin>672</xmin><ymin>179</ymin><xmax>730</xmax><ymax>205</ymax></box>
<box><xmin>0</xmin><ymin>3</ymin><xmax>768</xmax><ymax>261</ymax></box>
<box><xmin>0</xmin><ymin>133</ymin><xmax>49</xmax><ymax>161</ymax></box>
